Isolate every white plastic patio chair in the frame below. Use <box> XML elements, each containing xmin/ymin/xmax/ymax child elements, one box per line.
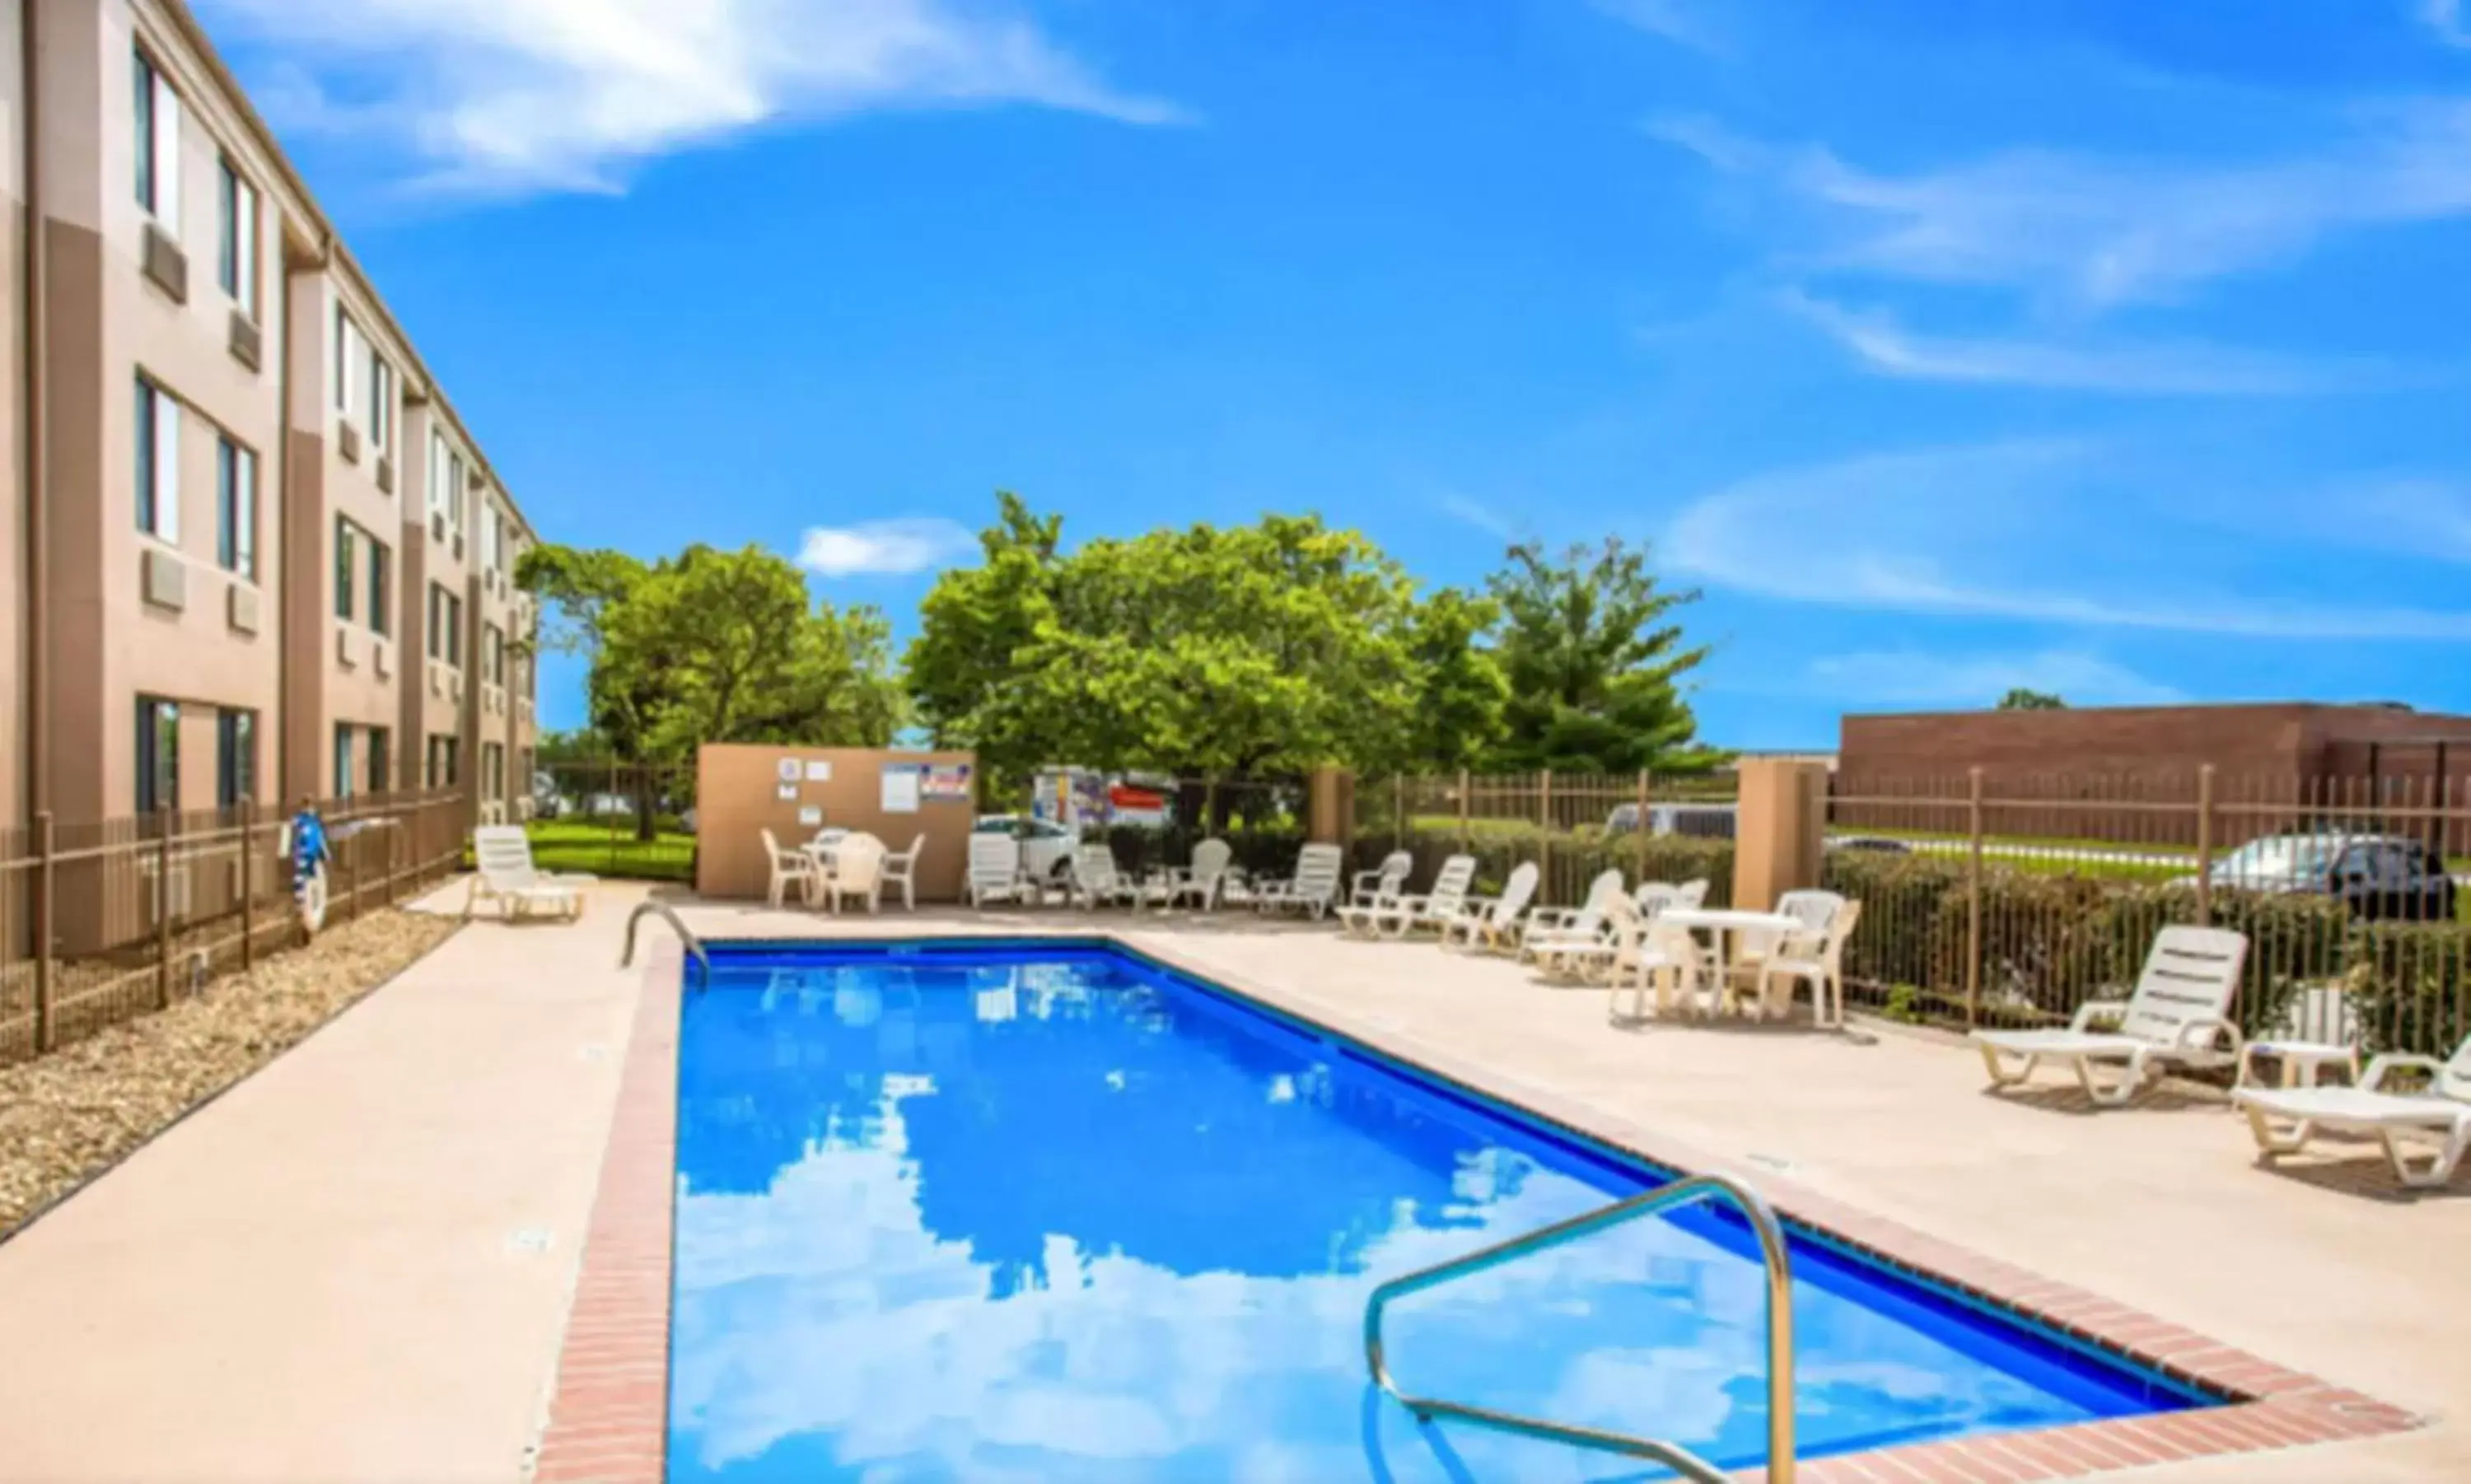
<box><xmin>1971</xmin><ymin>926</ymin><xmax>2250</xmax><ymax>1107</ymax></box>
<box><xmin>1344</xmin><ymin>854</ymin><xmax>1476</xmax><ymax>938</ymax></box>
<box><xmin>468</xmin><ymin>825</ymin><xmax>591</xmax><ymax>922</ymax></box>
<box><xmin>1727</xmin><ymin>888</ymin><xmax>1845</xmax><ymax>991</ymax></box>
<box><xmin>761</xmin><ymin>828</ymin><xmax>825</xmax><ymax>911</ymax></box>
<box><xmin>820</xmin><ymin>833</ymin><xmax>886</xmax><ymax>914</ymax></box>
<box><xmin>1069</xmin><ymin>843</ymin><xmax>1141</xmax><ymax>909</ymax></box>
<box><xmin>1351</xmin><ymin>851</ymin><xmax>1413</xmax><ymax>908</ymax></box>
<box><xmin>1441</xmin><ymin>862</ymin><xmax>1541</xmax><ymax>953</ymax></box>
<box><xmin>880</xmin><ymin>833</ymin><xmax>925</xmax><ymax>911</ymax></box>
<box><xmin>1610</xmin><ymin>916</ymin><xmax>1717</xmax><ymax>1023</ymax></box>
<box><xmin>1254</xmin><ymin>844</ymin><xmax>1344</xmax><ymax>919</ymax></box>
<box><xmin>2234</xmin><ymin>1034</ymin><xmax>2471</xmax><ymax>1189</ymax></box>
<box><xmin>1160</xmin><ymin>838</ymin><xmax>1235</xmax><ymax>911</ymax></box>
<box><xmin>967</xmin><ymin>833</ymin><xmax>1030</xmax><ymax>908</ymax></box>
<box><xmin>1754</xmin><ymin>899</ymin><xmax>1863</xmax><ymax>1026</ymax></box>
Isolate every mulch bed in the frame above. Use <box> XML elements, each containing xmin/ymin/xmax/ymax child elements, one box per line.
<box><xmin>0</xmin><ymin>909</ymin><xmax>460</xmax><ymax>1236</ymax></box>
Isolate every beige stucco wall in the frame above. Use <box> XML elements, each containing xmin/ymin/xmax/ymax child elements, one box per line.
<box><xmin>695</xmin><ymin>745</ymin><xmax>980</xmax><ymax>903</ymax></box>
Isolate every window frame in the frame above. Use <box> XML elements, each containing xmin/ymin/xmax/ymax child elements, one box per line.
<box><xmin>215</xmin><ymin>155</ymin><xmax>260</xmax><ymax>315</ymax></box>
<box><xmin>334</xmin><ymin>725</ymin><xmax>356</xmax><ymax>799</ymax></box>
<box><xmin>215</xmin><ymin>433</ymin><xmax>257</xmax><ymax>579</ymax></box>
<box><xmin>138</xmin><ymin>696</ymin><xmax>180</xmax><ymax>815</ymax></box>
<box><xmin>134</xmin><ymin>49</ymin><xmax>180</xmax><ymax>229</ymax></box>
<box><xmin>334</xmin><ymin>516</ymin><xmax>357</xmax><ymax>622</ymax></box>
<box><xmin>215</xmin><ymin>708</ymin><xmax>255</xmax><ymax>810</ymax></box>
<box><xmin>367</xmin><ymin>532</ymin><xmax>392</xmax><ymax>637</ymax></box>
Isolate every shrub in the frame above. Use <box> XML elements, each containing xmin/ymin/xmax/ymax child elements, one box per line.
<box><xmin>2344</xmin><ymin>922</ymin><xmax>2471</xmax><ymax>1057</ymax></box>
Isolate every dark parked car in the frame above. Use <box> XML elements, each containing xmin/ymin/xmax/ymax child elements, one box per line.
<box><xmin>2205</xmin><ymin>833</ymin><xmax>2458</xmax><ymax>922</ymax></box>
<box><xmin>1829</xmin><ymin>836</ymin><xmax>1912</xmax><ymax>855</ymax></box>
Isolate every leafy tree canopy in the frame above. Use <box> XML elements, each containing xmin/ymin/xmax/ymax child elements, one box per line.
<box><xmin>1483</xmin><ymin>538</ymin><xmax>1722</xmax><ymax>775</ymax></box>
<box><xmin>1996</xmin><ymin>688</ymin><xmax>2067</xmax><ymax>711</ymax></box>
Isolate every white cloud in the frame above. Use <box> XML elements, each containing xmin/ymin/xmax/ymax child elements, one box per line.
<box><xmin>1589</xmin><ymin>0</ymin><xmax>1721</xmax><ymax>51</ymax></box>
<box><xmin>1649</xmin><ymin>102</ymin><xmax>2471</xmax><ymax>309</ymax></box>
<box><xmin>1805</xmin><ymin>649</ymin><xmax>2184</xmax><ymax>708</ymax></box>
<box><xmin>199</xmin><ymin>0</ymin><xmax>1184</xmax><ymax>196</ymax></box>
<box><xmin>796</xmin><ymin>516</ymin><xmax>976</xmax><ymax>576</ymax></box>
<box><xmin>1778</xmin><ymin>290</ymin><xmax>2395</xmax><ymax>395</ymax></box>
<box><xmin>1663</xmin><ymin>441</ymin><xmax>2471</xmax><ymax>639</ymax></box>
<box><xmin>2425</xmin><ymin>0</ymin><xmax>2471</xmax><ymax>48</ymax></box>
<box><xmin>1438</xmin><ymin>493</ymin><xmax>1516</xmax><ymax>540</ymax></box>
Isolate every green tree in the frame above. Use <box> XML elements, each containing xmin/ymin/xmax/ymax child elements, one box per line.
<box><xmin>1996</xmin><ymin>688</ymin><xmax>2067</xmax><ymax>711</ymax></box>
<box><xmin>906</xmin><ymin>497</ymin><xmax>1491</xmax><ymax>804</ymax></box>
<box><xmin>1483</xmin><ymin>538</ymin><xmax>1721</xmax><ymax>775</ymax></box>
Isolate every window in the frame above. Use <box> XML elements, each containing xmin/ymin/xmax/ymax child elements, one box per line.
<box><xmin>367</xmin><ymin>727</ymin><xmax>390</xmax><ymax>795</ymax></box>
<box><xmin>334</xmin><ymin>516</ymin><xmax>357</xmax><ymax>621</ymax></box>
<box><xmin>215</xmin><ymin>435</ymin><xmax>256</xmax><ymax>578</ymax></box>
<box><xmin>216</xmin><ymin>156</ymin><xmax>258</xmax><ymax>315</ymax></box>
<box><xmin>138</xmin><ymin>698</ymin><xmax>180</xmax><ymax>814</ymax></box>
<box><xmin>215</xmin><ymin>709</ymin><xmax>255</xmax><ymax>809</ymax></box>
<box><xmin>333</xmin><ymin>309</ymin><xmax>355</xmax><ymax>415</ymax></box>
<box><xmin>449</xmin><ymin>453</ymin><xmax>467</xmax><ymax>531</ymax></box>
<box><xmin>426</xmin><ymin>735</ymin><xmax>460</xmax><ymax>789</ymax></box>
<box><xmin>428</xmin><ymin>581</ymin><xmax>463</xmax><ymax>665</ymax></box>
<box><xmin>367</xmin><ymin>353</ymin><xmax>395</xmax><ymax>459</ymax></box>
<box><xmin>334</xmin><ymin>725</ymin><xmax>355</xmax><ymax>798</ymax></box>
<box><xmin>136</xmin><ymin>379</ymin><xmax>178</xmax><ymax>540</ymax></box>
<box><xmin>483</xmin><ymin>504</ymin><xmax>503</xmax><ymax>574</ymax></box>
<box><xmin>483</xmin><ymin>742</ymin><xmax>505</xmax><ymax>801</ymax></box>
<box><xmin>367</xmin><ymin>534</ymin><xmax>392</xmax><ymax>636</ymax></box>
<box><xmin>483</xmin><ymin>623</ymin><xmax>505</xmax><ymax>684</ymax></box>
<box><xmin>134</xmin><ymin>50</ymin><xmax>180</xmax><ymax>229</ymax></box>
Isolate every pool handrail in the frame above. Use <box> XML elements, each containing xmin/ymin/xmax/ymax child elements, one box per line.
<box><xmin>621</xmin><ymin>898</ymin><xmax>709</xmax><ymax>984</ymax></box>
<box><xmin>1362</xmin><ymin>1170</ymin><xmax>1796</xmax><ymax>1482</ymax></box>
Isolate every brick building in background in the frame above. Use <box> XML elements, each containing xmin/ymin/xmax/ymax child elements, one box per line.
<box><xmin>2</xmin><ymin>0</ymin><xmax>542</xmax><ymax>832</ymax></box>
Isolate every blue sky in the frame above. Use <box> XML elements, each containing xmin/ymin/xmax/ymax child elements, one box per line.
<box><xmin>199</xmin><ymin>0</ymin><xmax>2471</xmax><ymax>749</ymax></box>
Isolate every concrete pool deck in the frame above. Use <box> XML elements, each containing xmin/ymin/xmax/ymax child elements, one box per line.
<box><xmin>0</xmin><ymin>881</ymin><xmax>2463</xmax><ymax>1482</ymax></box>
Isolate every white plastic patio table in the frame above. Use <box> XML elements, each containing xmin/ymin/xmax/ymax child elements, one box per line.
<box><xmin>2237</xmin><ymin>1039</ymin><xmax>2362</xmax><ymax>1090</ymax></box>
<box><xmin>1657</xmin><ymin>907</ymin><xmax>1804</xmax><ymax>1018</ymax></box>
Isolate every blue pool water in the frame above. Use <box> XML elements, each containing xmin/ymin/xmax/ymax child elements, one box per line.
<box><xmin>668</xmin><ymin>941</ymin><xmax>2202</xmax><ymax>1482</ymax></box>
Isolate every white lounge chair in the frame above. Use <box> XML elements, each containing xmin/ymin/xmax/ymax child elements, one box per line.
<box><xmin>819</xmin><ymin>833</ymin><xmax>886</xmax><ymax>913</ymax></box>
<box><xmin>1254</xmin><ymin>843</ymin><xmax>1344</xmax><ymax>919</ymax></box>
<box><xmin>1441</xmin><ymin>862</ymin><xmax>1541</xmax><ymax>953</ymax></box>
<box><xmin>1520</xmin><ymin>869</ymin><xmax>1628</xmax><ymax>967</ymax></box>
<box><xmin>2234</xmin><ymin>1035</ymin><xmax>2471</xmax><ymax>1189</ymax></box>
<box><xmin>1971</xmin><ymin>926</ymin><xmax>2250</xmax><ymax>1106</ymax></box>
<box><xmin>1344</xmin><ymin>854</ymin><xmax>1476</xmax><ymax>938</ymax></box>
<box><xmin>967</xmin><ymin>833</ymin><xmax>1030</xmax><ymax>908</ymax></box>
<box><xmin>1069</xmin><ymin>843</ymin><xmax>1142</xmax><ymax>909</ymax></box>
<box><xmin>468</xmin><ymin>825</ymin><xmax>591</xmax><ymax>922</ymax></box>
<box><xmin>1537</xmin><ymin>889</ymin><xmax>1645</xmax><ymax>984</ymax></box>
<box><xmin>880</xmin><ymin>833</ymin><xmax>925</xmax><ymax>911</ymax></box>
<box><xmin>1351</xmin><ymin>851</ymin><xmax>1413</xmax><ymax>908</ymax></box>
<box><xmin>1754</xmin><ymin>899</ymin><xmax>1862</xmax><ymax>1026</ymax></box>
<box><xmin>1159</xmin><ymin>838</ymin><xmax>1235</xmax><ymax>911</ymax></box>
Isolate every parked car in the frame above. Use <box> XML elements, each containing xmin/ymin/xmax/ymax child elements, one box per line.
<box><xmin>1829</xmin><ymin>836</ymin><xmax>1913</xmax><ymax>854</ymax></box>
<box><xmin>1605</xmin><ymin>802</ymin><xmax>1738</xmax><ymax>840</ymax></box>
<box><xmin>2201</xmin><ymin>833</ymin><xmax>2457</xmax><ymax>922</ymax></box>
<box><xmin>974</xmin><ymin>814</ymin><xmax>1080</xmax><ymax>883</ymax></box>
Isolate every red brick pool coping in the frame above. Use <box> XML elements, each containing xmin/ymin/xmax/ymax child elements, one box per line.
<box><xmin>531</xmin><ymin>932</ymin><xmax>2422</xmax><ymax>1484</ymax></box>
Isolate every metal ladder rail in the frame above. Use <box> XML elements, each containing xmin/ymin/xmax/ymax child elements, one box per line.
<box><xmin>621</xmin><ymin>899</ymin><xmax>710</xmax><ymax>983</ymax></box>
<box><xmin>1363</xmin><ymin>1172</ymin><xmax>1796</xmax><ymax>1484</ymax></box>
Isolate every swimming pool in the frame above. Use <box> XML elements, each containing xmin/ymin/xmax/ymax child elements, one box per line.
<box><xmin>666</xmin><ymin>940</ymin><xmax>2211</xmax><ymax>1482</ymax></box>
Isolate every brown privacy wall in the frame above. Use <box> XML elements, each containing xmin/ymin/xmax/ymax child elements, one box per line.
<box><xmin>1732</xmin><ymin>758</ymin><xmax>1828</xmax><ymax>912</ymax></box>
<box><xmin>694</xmin><ymin>745</ymin><xmax>979</xmax><ymax>903</ymax></box>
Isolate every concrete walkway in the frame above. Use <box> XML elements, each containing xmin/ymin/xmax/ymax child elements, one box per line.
<box><xmin>0</xmin><ymin>882</ymin><xmax>652</xmax><ymax>1484</ymax></box>
<box><xmin>1</xmin><ymin>889</ymin><xmax>2464</xmax><ymax>1481</ymax></box>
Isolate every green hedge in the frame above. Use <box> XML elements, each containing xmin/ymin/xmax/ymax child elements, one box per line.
<box><xmin>1359</xmin><ymin>828</ymin><xmax>1734</xmax><ymax>908</ymax></box>
<box><xmin>1822</xmin><ymin>850</ymin><xmax>2463</xmax><ymax>1053</ymax></box>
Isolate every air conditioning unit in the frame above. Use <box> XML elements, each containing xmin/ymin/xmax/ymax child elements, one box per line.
<box><xmin>374</xmin><ymin>640</ymin><xmax>393</xmax><ymax>679</ymax></box>
<box><xmin>142</xmin><ymin>548</ymin><xmax>187</xmax><ymax>611</ymax></box>
<box><xmin>228</xmin><ymin>310</ymin><xmax>263</xmax><ymax>371</ymax></box>
<box><xmin>451</xmin><ymin>670</ymin><xmax>465</xmax><ymax>702</ymax></box>
<box><xmin>141</xmin><ymin>222</ymin><xmax>189</xmax><ymax>302</ymax></box>
<box><xmin>336</xmin><ymin>625</ymin><xmax>356</xmax><ymax>667</ymax></box>
<box><xmin>227</xmin><ymin>582</ymin><xmax>259</xmax><ymax>634</ymax></box>
<box><xmin>376</xmin><ymin>455</ymin><xmax>395</xmax><ymax>494</ymax></box>
<box><xmin>428</xmin><ymin>661</ymin><xmax>442</xmax><ymax>697</ymax></box>
<box><xmin>339</xmin><ymin>422</ymin><xmax>362</xmax><ymax>462</ymax></box>
<box><xmin>451</xmin><ymin>533</ymin><xmax>465</xmax><ymax>561</ymax></box>
<box><xmin>431</xmin><ymin>512</ymin><xmax>447</xmax><ymax>543</ymax></box>
<box><xmin>142</xmin><ymin>859</ymin><xmax>194</xmax><ymax>926</ymax></box>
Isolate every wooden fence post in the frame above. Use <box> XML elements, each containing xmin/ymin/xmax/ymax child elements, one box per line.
<box><xmin>34</xmin><ymin>811</ymin><xmax>55</xmax><ymax>1054</ymax></box>
<box><xmin>239</xmin><ymin>798</ymin><xmax>255</xmax><ymax>973</ymax></box>
<box><xmin>156</xmin><ymin>806</ymin><xmax>175</xmax><ymax>1010</ymax></box>
<box><xmin>1964</xmin><ymin>768</ymin><xmax>1984</xmax><ymax>1029</ymax></box>
<box><xmin>1538</xmin><ymin>768</ymin><xmax>1554</xmax><ymax>899</ymax></box>
<box><xmin>1634</xmin><ymin>769</ymin><xmax>1651</xmax><ymax>879</ymax></box>
<box><xmin>1457</xmin><ymin>768</ymin><xmax>1471</xmax><ymax>853</ymax></box>
<box><xmin>2194</xmin><ymin>764</ymin><xmax>2216</xmax><ymax>928</ymax></box>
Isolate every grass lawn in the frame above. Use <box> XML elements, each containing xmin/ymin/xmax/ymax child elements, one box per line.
<box><xmin>506</xmin><ymin>819</ymin><xmax>695</xmax><ymax>880</ymax></box>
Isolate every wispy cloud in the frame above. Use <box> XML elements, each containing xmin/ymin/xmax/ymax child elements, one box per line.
<box><xmin>1589</xmin><ymin>0</ymin><xmax>1722</xmax><ymax>52</ymax></box>
<box><xmin>1778</xmin><ymin>290</ymin><xmax>2400</xmax><ymax>395</ymax></box>
<box><xmin>199</xmin><ymin>0</ymin><xmax>1184</xmax><ymax>197</ymax></box>
<box><xmin>1438</xmin><ymin>493</ymin><xmax>1516</xmax><ymax>540</ymax></box>
<box><xmin>1664</xmin><ymin>441</ymin><xmax>2471</xmax><ymax>639</ymax></box>
<box><xmin>1806</xmin><ymin>649</ymin><xmax>2185</xmax><ymax>708</ymax></box>
<box><xmin>2424</xmin><ymin>0</ymin><xmax>2471</xmax><ymax>48</ymax></box>
<box><xmin>796</xmin><ymin>517</ymin><xmax>976</xmax><ymax>576</ymax></box>
<box><xmin>1650</xmin><ymin>102</ymin><xmax>2471</xmax><ymax>309</ymax></box>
